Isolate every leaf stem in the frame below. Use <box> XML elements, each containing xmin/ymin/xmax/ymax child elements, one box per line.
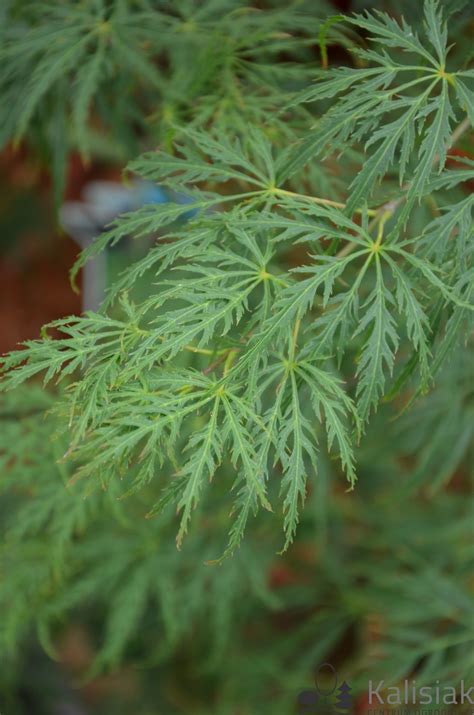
<box><xmin>272</xmin><ymin>187</ymin><xmax>378</xmax><ymax>216</ymax></box>
<box><xmin>289</xmin><ymin>315</ymin><xmax>301</xmax><ymax>362</ymax></box>
<box><xmin>374</xmin><ymin>210</ymin><xmax>393</xmax><ymax>250</ymax></box>
<box><xmin>223</xmin><ymin>349</ymin><xmax>239</xmax><ymax>376</ymax></box>
<box><xmin>157</xmin><ymin>333</ymin><xmax>229</xmax><ymax>356</ymax></box>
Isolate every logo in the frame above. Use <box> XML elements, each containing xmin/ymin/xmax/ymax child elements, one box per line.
<box><xmin>297</xmin><ymin>663</ymin><xmax>353</xmax><ymax>714</ymax></box>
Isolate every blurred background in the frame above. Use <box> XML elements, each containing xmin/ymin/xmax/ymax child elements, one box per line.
<box><xmin>0</xmin><ymin>1</ymin><xmax>473</xmax><ymax>714</ymax></box>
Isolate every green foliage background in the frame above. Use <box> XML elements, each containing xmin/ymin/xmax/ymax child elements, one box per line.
<box><xmin>0</xmin><ymin>1</ymin><xmax>473</xmax><ymax>713</ymax></box>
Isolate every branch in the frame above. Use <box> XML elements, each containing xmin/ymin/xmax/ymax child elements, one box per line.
<box><xmin>272</xmin><ymin>188</ymin><xmax>378</xmax><ymax>216</ymax></box>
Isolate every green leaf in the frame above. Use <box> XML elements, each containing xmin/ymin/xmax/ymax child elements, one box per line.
<box><xmin>73</xmin><ymin>36</ymin><xmax>106</xmax><ymax>158</ymax></box>
<box><xmin>296</xmin><ymin>361</ymin><xmax>358</xmax><ymax>484</ymax></box>
<box><xmin>222</xmin><ymin>393</ymin><xmax>271</xmax><ymax>511</ymax></box>
<box><xmin>355</xmin><ymin>256</ymin><xmax>399</xmax><ymax>420</ymax></box>
<box><xmin>346</xmin><ymin>9</ymin><xmax>439</xmax><ymax>66</ymax></box>
<box><xmin>423</xmin><ymin>0</ymin><xmax>448</xmax><ymax>67</ymax></box>
<box><xmin>175</xmin><ymin>394</ymin><xmax>222</xmax><ymax>547</ymax></box>
<box><xmin>278</xmin><ymin>371</ymin><xmax>315</xmax><ymax>550</ymax></box>
<box><xmin>454</xmin><ymin>78</ymin><xmax>474</xmax><ymax>125</ymax></box>
<box><xmin>383</xmin><ymin>253</ymin><xmax>431</xmax><ymax>380</ymax></box>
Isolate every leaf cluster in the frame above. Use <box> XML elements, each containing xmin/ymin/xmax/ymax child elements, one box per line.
<box><xmin>2</xmin><ymin>0</ymin><xmax>473</xmax><ymax>554</ymax></box>
<box><xmin>0</xmin><ymin>1</ymin><xmax>473</xmax><ymax>702</ymax></box>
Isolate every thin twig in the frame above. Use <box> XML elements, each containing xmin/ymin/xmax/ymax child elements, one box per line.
<box><xmin>273</xmin><ymin>187</ymin><xmax>378</xmax><ymax>216</ymax></box>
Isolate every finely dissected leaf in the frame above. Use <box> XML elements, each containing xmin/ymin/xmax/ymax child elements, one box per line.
<box><xmin>130</xmin><ymin>127</ymin><xmax>273</xmax><ymax>189</ymax></box>
<box><xmin>70</xmin><ymin>201</ymin><xmax>217</xmax><ymax>287</ymax></box>
<box><xmin>389</xmin><ymin>246</ymin><xmax>474</xmax><ymax>309</ymax></box>
<box><xmin>218</xmin><ymin>483</ymin><xmax>259</xmax><ymax>561</ymax></box>
<box><xmin>418</xmin><ymin>195</ymin><xmax>474</xmax><ymax>263</ymax></box>
<box><xmin>346</xmin><ymin>5</ymin><xmax>438</xmax><ymax>65</ymax></box>
<box><xmin>1</xmin><ymin>2</ymin><xmax>473</xmax><ymax>697</ymax></box>
<box><xmin>426</xmin><ymin>159</ymin><xmax>474</xmax><ymax>191</ymax></box>
<box><xmin>454</xmin><ymin>78</ymin><xmax>474</xmax><ymax>125</ymax></box>
<box><xmin>423</xmin><ymin>0</ymin><xmax>448</xmax><ymax>66</ymax></box>
<box><xmin>400</xmin><ymin>82</ymin><xmax>455</xmax><ymax>215</ymax></box>
<box><xmin>14</xmin><ymin>35</ymin><xmax>92</xmax><ymax>143</ymax></box>
<box><xmin>0</xmin><ymin>0</ymin><xmax>472</xmax><ymax>556</ymax></box>
<box><xmin>235</xmin><ymin>249</ymin><xmax>367</xmax><ymax>374</ymax></box>
<box><xmin>104</xmin><ymin>226</ymin><xmax>217</xmax><ymax>306</ymax></box>
<box><xmin>280</xmin><ymin>0</ymin><xmax>465</xmax><ymax>213</ymax></box>
<box><xmin>175</xmin><ymin>394</ymin><xmax>222</xmax><ymax>547</ymax></box>
<box><xmin>73</xmin><ymin>36</ymin><xmax>106</xmax><ymax>158</ymax></box>
<box><xmin>308</xmin><ymin>254</ymin><xmax>373</xmax><ymax>365</ymax></box>
<box><xmin>222</xmin><ymin>393</ymin><xmax>271</xmax><ymax>511</ymax></box>
<box><xmin>429</xmin><ymin>278</ymin><xmax>474</xmax><ymax>379</ymax></box>
<box><xmin>383</xmin><ymin>253</ymin><xmax>431</xmax><ymax>380</ymax></box>
<box><xmin>355</xmin><ymin>256</ymin><xmax>399</xmax><ymax>420</ymax></box>
<box><xmin>346</xmin><ymin>84</ymin><xmax>436</xmax><ymax>214</ymax></box>
<box><xmin>296</xmin><ymin>361</ymin><xmax>358</xmax><ymax>484</ymax></box>
<box><xmin>278</xmin><ymin>371</ymin><xmax>315</xmax><ymax>550</ymax></box>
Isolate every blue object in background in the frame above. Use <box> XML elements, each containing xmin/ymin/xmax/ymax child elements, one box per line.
<box><xmin>136</xmin><ymin>183</ymin><xmax>198</xmax><ymax>219</ymax></box>
<box><xmin>134</xmin><ymin>182</ymin><xmax>170</xmax><ymax>208</ymax></box>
